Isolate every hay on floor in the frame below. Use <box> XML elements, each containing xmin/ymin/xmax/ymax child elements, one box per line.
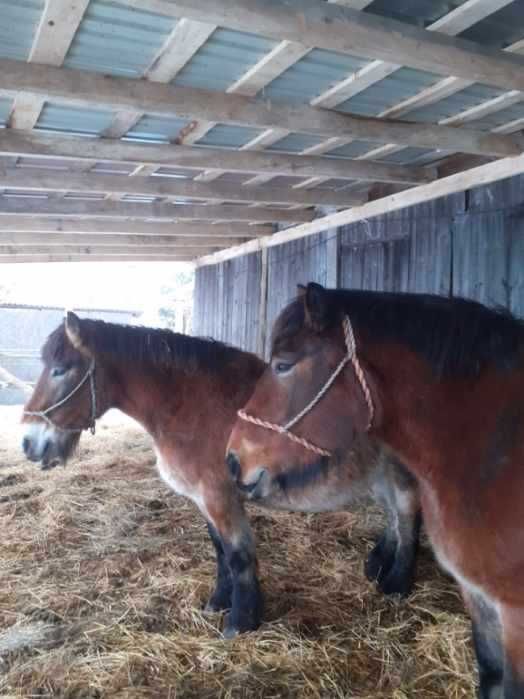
<box><xmin>0</xmin><ymin>407</ymin><xmax>475</xmax><ymax>698</ymax></box>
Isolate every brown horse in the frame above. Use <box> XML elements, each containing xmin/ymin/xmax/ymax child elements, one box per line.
<box><xmin>22</xmin><ymin>313</ymin><xmax>419</xmax><ymax>637</ymax></box>
<box><xmin>227</xmin><ymin>282</ymin><xmax>524</xmax><ymax>697</ymax></box>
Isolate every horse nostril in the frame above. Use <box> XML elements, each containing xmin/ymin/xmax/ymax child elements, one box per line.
<box><xmin>226</xmin><ymin>451</ymin><xmax>240</xmax><ymax>482</ymax></box>
<box><xmin>22</xmin><ymin>436</ymin><xmax>31</xmax><ymax>455</ymax></box>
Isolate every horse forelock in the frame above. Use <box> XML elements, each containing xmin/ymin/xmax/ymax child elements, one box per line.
<box><xmin>274</xmin><ymin>289</ymin><xmax>524</xmax><ymax>378</ymax></box>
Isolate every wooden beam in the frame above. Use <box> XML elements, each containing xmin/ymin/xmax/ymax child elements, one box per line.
<box><xmin>0</xmin><ymin>233</ymin><xmax>242</xmax><ymax>247</ymax></box>
<box><xmin>9</xmin><ymin>0</ymin><xmax>90</xmax><ymax>129</ymax></box>
<box><xmin>227</xmin><ymin>40</ymin><xmax>310</xmax><ymax>96</ymax></box>
<box><xmin>146</xmin><ymin>18</ymin><xmax>216</xmax><ymax>82</ymax></box>
<box><xmin>195</xmin><ymin>152</ymin><xmax>524</xmax><ymax>266</ymax></box>
<box><xmin>0</xmin><ymin>131</ymin><xmax>436</xmax><ymax>184</ymax></box>
<box><xmin>312</xmin><ymin>0</ymin><xmax>514</xmax><ymax>109</ymax></box>
<box><xmin>0</xmin><ymin>218</ymin><xmax>270</xmax><ymax>237</ymax></box>
<box><xmin>0</xmin><ymin>245</ymin><xmax>216</xmax><ymax>257</ymax></box>
<box><xmin>0</xmin><ymin>198</ymin><xmax>313</xmax><ymax>223</ymax></box>
<box><xmin>98</xmin><ymin>20</ymin><xmax>217</xmax><ymax>141</ymax></box>
<box><xmin>0</xmin><ymin>61</ymin><xmax>520</xmax><ymax>156</ymax></box>
<box><xmin>128</xmin><ymin>0</ymin><xmax>524</xmax><ymax>94</ymax></box>
<box><xmin>0</xmin><ymin>254</ymin><xmax>197</xmax><ymax>264</ymax></box>
<box><xmin>0</xmin><ymin>167</ymin><xmax>367</xmax><ymax>207</ymax></box>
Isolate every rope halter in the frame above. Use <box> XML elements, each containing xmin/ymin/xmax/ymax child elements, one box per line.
<box><xmin>238</xmin><ymin>315</ymin><xmax>374</xmax><ymax>458</ymax></box>
<box><xmin>24</xmin><ymin>359</ymin><xmax>98</xmax><ymax>435</ymax></box>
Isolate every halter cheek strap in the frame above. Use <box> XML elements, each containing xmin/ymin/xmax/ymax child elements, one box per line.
<box><xmin>238</xmin><ymin>315</ymin><xmax>374</xmax><ymax>458</ymax></box>
<box><xmin>24</xmin><ymin>360</ymin><xmax>98</xmax><ymax>435</ymax></box>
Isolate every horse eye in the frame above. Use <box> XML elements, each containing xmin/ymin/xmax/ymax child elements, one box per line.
<box><xmin>51</xmin><ymin>366</ymin><xmax>68</xmax><ymax>378</ymax></box>
<box><xmin>274</xmin><ymin>361</ymin><xmax>294</xmax><ymax>375</ymax></box>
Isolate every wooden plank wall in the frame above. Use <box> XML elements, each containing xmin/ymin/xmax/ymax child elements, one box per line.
<box><xmin>193</xmin><ymin>251</ymin><xmax>262</xmax><ymax>354</ymax></box>
<box><xmin>193</xmin><ymin>174</ymin><xmax>524</xmax><ymax>357</ymax></box>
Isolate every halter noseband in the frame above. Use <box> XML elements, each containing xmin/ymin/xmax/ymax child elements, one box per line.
<box><xmin>238</xmin><ymin>315</ymin><xmax>374</xmax><ymax>458</ymax></box>
<box><xmin>24</xmin><ymin>359</ymin><xmax>98</xmax><ymax>435</ymax></box>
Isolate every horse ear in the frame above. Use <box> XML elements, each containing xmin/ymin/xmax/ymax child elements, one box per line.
<box><xmin>65</xmin><ymin>311</ymin><xmax>89</xmax><ymax>354</ymax></box>
<box><xmin>304</xmin><ymin>282</ymin><xmax>329</xmax><ymax>331</ymax></box>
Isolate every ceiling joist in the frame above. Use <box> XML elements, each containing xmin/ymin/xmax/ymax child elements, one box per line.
<box><xmin>0</xmin><ymin>218</ymin><xmax>271</xmax><ymax>237</ymax></box>
<box><xmin>0</xmin><ymin>60</ymin><xmax>520</xmax><ymax>157</ymax></box>
<box><xmin>0</xmin><ymin>131</ymin><xmax>434</xmax><ymax>184</ymax></box>
<box><xmin>0</xmin><ymin>168</ymin><xmax>365</xmax><ymax>207</ymax></box>
<box><xmin>124</xmin><ymin>0</ymin><xmax>524</xmax><ymax>94</ymax></box>
<box><xmin>0</xmin><ymin>198</ymin><xmax>313</xmax><ymax>223</ymax></box>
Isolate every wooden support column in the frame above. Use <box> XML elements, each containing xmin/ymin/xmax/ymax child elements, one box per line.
<box><xmin>321</xmin><ymin>207</ymin><xmax>340</xmax><ymax>288</ymax></box>
<box><xmin>257</xmin><ymin>246</ymin><xmax>269</xmax><ymax>359</ymax></box>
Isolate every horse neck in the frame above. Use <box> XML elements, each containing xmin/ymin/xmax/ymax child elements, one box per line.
<box><xmin>104</xmin><ymin>354</ymin><xmax>263</xmax><ymax>441</ymax></box>
<box><xmin>365</xmin><ymin>342</ymin><xmax>465</xmax><ymax>481</ymax></box>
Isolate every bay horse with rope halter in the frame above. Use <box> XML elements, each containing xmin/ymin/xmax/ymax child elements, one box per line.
<box><xmin>227</xmin><ymin>282</ymin><xmax>524</xmax><ymax>697</ymax></box>
<box><xmin>22</xmin><ymin>312</ymin><xmax>419</xmax><ymax>637</ymax></box>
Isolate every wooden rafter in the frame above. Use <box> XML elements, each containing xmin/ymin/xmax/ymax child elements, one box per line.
<box><xmin>0</xmin><ymin>61</ymin><xmax>520</xmax><ymax>157</ymax></box>
<box><xmin>0</xmin><ymin>218</ymin><xmax>271</xmax><ymax>237</ymax></box>
<box><xmin>0</xmin><ymin>131</ymin><xmax>436</xmax><ymax>184</ymax></box>
<box><xmin>0</xmin><ymin>233</ymin><xmax>246</xmax><ymax>247</ymax></box>
<box><xmin>122</xmin><ymin>0</ymin><xmax>524</xmax><ymax>94</ymax></box>
<box><xmin>0</xmin><ymin>199</ymin><xmax>313</xmax><ymax>223</ymax></box>
<box><xmin>0</xmin><ymin>168</ymin><xmax>367</xmax><ymax>207</ymax></box>
<box><xmin>9</xmin><ymin>0</ymin><xmax>89</xmax><ymax>130</ymax></box>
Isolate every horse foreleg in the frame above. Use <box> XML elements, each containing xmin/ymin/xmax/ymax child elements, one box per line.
<box><xmin>367</xmin><ymin>460</ymin><xmax>420</xmax><ymax>597</ymax></box>
<box><xmin>463</xmin><ymin>589</ymin><xmax>504</xmax><ymax>699</ymax></box>
<box><xmin>203</xmin><ymin>485</ymin><xmax>263</xmax><ymax>638</ymax></box>
<box><xmin>500</xmin><ymin>604</ymin><xmax>524</xmax><ymax>698</ymax></box>
<box><xmin>204</xmin><ymin>522</ymin><xmax>233</xmax><ymax>613</ymax></box>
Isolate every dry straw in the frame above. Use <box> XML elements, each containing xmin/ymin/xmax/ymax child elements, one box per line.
<box><xmin>0</xmin><ymin>408</ymin><xmax>475</xmax><ymax>697</ymax></box>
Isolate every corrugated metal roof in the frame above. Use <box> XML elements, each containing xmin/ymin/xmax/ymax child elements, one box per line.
<box><xmin>337</xmin><ymin>67</ymin><xmax>440</xmax><ymax>117</ymax></box>
<box><xmin>461</xmin><ymin>2</ymin><xmax>524</xmax><ymax>48</ymax></box>
<box><xmin>264</xmin><ymin>49</ymin><xmax>368</xmax><ymax>104</ymax></box>
<box><xmin>378</xmin><ymin>147</ymin><xmax>436</xmax><ymax>165</ymax></box>
<box><xmin>197</xmin><ymin>124</ymin><xmax>265</xmax><ymax>148</ymax></box>
<box><xmin>16</xmin><ymin>156</ymin><xmax>75</xmax><ymax>170</ymax></box>
<box><xmin>0</xmin><ymin>0</ymin><xmax>43</xmax><ymax>61</ymax></box>
<box><xmin>470</xmin><ymin>101</ymin><xmax>524</xmax><ymax>132</ymax></box>
<box><xmin>404</xmin><ymin>84</ymin><xmax>506</xmax><ymax>124</ymax></box>
<box><xmin>0</xmin><ymin>98</ymin><xmax>12</xmax><ymax>128</ymax></box>
<box><xmin>35</xmin><ymin>102</ymin><xmax>115</xmax><ymax>136</ymax></box>
<box><xmin>327</xmin><ymin>140</ymin><xmax>378</xmax><ymax>159</ymax></box>
<box><xmin>266</xmin><ymin>133</ymin><xmax>326</xmax><ymax>153</ymax></box>
<box><xmin>124</xmin><ymin>114</ymin><xmax>190</xmax><ymax>143</ymax></box>
<box><xmin>64</xmin><ymin>0</ymin><xmax>177</xmax><ymax>77</ymax></box>
<box><xmin>174</xmin><ymin>28</ymin><xmax>276</xmax><ymax>92</ymax></box>
<box><xmin>154</xmin><ymin>166</ymin><xmax>205</xmax><ymax>179</ymax></box>
<box><xmin>366</xmin><ymin>0</ymin><xmax>468</xmax><ymax>27</ymax></box>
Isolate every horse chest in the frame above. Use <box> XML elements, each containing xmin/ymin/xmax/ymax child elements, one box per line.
<box><xmin>421</xmin><ymin>485</ymin><xmax>491</xmax><ymax>602</ymax></box>
<box><xmin>154</xmin><ymin>447</ymin><xmax>206</xmax><ymax>513</ymax></box>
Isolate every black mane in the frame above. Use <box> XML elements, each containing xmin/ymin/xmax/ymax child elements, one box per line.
<box><xmin>274</xmin><ymin>290</ymin><xmax>524</xmax><ymax>378</ymax></box>
<box><xmin>43</xmin><ymin>319</ymin><xmax>262</xmax><ymax>375</ymax></box>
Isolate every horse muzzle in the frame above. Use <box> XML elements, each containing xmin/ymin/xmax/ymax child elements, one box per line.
<box><xmin>226</xmin><ymin>451</ymin><xmax>269</xmax><ymax>500</ymax></box>
<box><xmin>22</xmin><ymin>422</ymin><xmax>75</xmax><ymax>470</ymax></box>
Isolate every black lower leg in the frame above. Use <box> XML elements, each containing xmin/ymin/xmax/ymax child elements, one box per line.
<box><xmin>365</xmin><ymin>531</ymin><xmax>397</xmax><ymax>584</ymax></box>
<box><xmin>472</xmin><ymin>621</ymin><xmax>504</xmax><ymax>698</ymax></box>
<box><xmin>502</xmin><ymin>659</ymin><xmax>524</xmax><ymax>699</ymax></box>
<box><xmin>378</xmin><ymin>510</ymin><xmax>422</xmax><ymax>597</ymax></box>
<box><xmin>223</xmin><ymin>538</ymin><xmax>263</xmax><ymax>638</ymax></box>
<box><xmin>205</xmin><ymin>522</ymin><xmax>233</xmax><ymax>613</ymax></box>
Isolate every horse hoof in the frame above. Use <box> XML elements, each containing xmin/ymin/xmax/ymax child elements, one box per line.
<box><xmin>378</xmin><ymin>570</ymin><xmax>414</xmax><ymax>598</ymax></box>
<box><xmin>222</xmin><ymin>615</ymin><xmax>240</xmax><ymax>639</ymax></box>
<box><xmin>203</xmin><ymin>592</ymin><xmax>231</xmax><ymax>614</ymax></box>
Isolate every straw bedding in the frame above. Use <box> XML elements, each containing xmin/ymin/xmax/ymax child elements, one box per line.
<box><xmin>0</xmin><ymin>408</ymin><xmax>475</xmax><ymax>698</ymax></box>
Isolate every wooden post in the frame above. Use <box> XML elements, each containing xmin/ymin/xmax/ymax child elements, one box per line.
<box><xmin>321</xmin><ymin>207</ymin><xmax>340</xmax><ymax>288</ymax></box>
<box><xmin>257</xmin><ymin>247</ymin><xmax>269</xmax><ymax>359</ymax></box>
